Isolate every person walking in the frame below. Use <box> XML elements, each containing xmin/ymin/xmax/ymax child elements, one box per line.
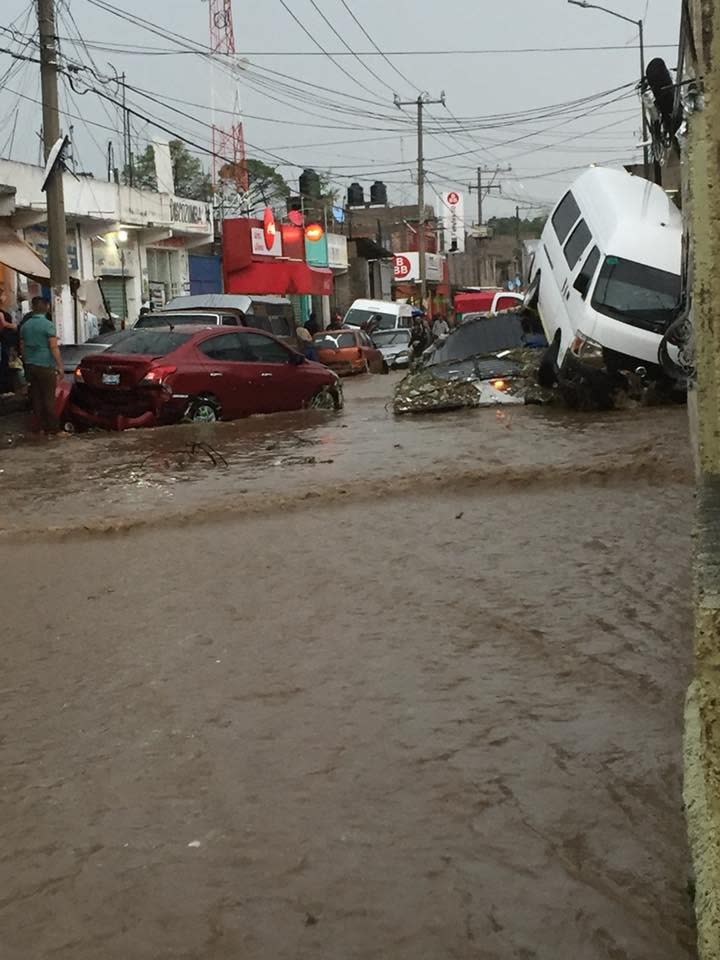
<box><xmin>20</xmin><ymin>296</ymin><xmax>64</xmax><ymax>435</ymax></box>
<box><xmin>432</xmin><ymin>314</ymin><xmax>449</xmax><ymax>340</ymax></box>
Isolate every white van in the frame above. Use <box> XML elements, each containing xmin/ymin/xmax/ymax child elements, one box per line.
<box><xmin>344</xmin><ymin>299</ymin><xmax>414</xmax><ymax>331</ymax></box>
<box><xmin>528</xmin><ymin>167</ymin><xmax>682</xmax><ymax>400</ymax></box>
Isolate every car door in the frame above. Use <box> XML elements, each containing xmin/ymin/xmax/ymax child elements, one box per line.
<box><xmin>196</xmin><ymin>332</ymin><xmax>257</xmax><ymax>418</ymax></box>
<box><xmin>237</xmin><ymin>331</ymin><xmax>307</xmax><ymax>412</ymax></box>
<box><xmin>360</xmin><ymin>331</ymin><xmax>383</xmax><ymax>372</ymax></box>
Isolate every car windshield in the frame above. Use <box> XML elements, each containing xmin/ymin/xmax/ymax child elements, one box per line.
<box><xmin>591</xmin><ymin>256</ymin><xmax>681</xmax><ymax>332</ymax></box>
<box><xmin>104</xmin><ymin>331</ymin><xmax>193</xmax><ymax>355</ymax></box>
<box><xmin>136</xmin><ymin>313</ymin><xmax>218</xmax><ymax>328</ymax></box>
<box><xmin>345</xmin><ymin>308</ymin><xmax>396</xmax><ymax>330</ymax></box>
<box><xmin>315</xmin><ymin>333</ymin><xmax>356</xmax><ymax>349</ymax></box>
<box><xmin>373</xmin><ymin>330</ymin><xmax>411</xmax><ymax>346</ymax></box>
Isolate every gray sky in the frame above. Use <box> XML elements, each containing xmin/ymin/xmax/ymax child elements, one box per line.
<box><xmin>1</xmin><ymin>0</ymin><xmax>680</xmax><ymax>220</ymax></box>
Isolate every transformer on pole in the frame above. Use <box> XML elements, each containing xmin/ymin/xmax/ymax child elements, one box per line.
<box><xmin>208</xmin><ymin>0</ymin><xmax>248</xmax><ymax>195</ymax></box>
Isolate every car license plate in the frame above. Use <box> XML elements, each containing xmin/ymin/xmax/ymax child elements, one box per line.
<box><xmin>102</xmin><ymin>372</ymin><xmax>120</xmax><ymax>385</ymax></box>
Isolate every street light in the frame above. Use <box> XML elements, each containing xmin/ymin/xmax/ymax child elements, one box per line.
<box><xmin>567</xmin><ymin>0</ymin><xmax>649</xmax><ymax>180</ymax></box>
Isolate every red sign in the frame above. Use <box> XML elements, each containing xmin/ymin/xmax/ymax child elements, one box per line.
<box><xmin>394</xmin><ymin>254</ymin><xmax>412</xmax><ymax>279</ymax></box>
<box><xmin>446</xmin><ymin>191</ymin><xmax>460</xmax><ymax>206</ymax></box>
<box><xmin>263</xmin><ymin>207</ymin><xmax>277</xmax><ymax>251</ymax></box>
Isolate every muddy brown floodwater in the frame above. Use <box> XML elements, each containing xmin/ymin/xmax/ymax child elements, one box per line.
<box><xmin>1</xmin><ymin>373</ymin><xmax>697</xmax><ymax>959</ymax></box>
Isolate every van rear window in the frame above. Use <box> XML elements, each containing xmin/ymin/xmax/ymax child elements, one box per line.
<box><xmin>551</xmin><ymin>191</ymin><xmax>581</xmax><ymax>244</ymax></box>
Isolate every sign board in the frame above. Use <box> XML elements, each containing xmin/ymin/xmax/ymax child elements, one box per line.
<box><xmin>392</xmin><ymin>252</ymin><xmax>443</xmax><ymax>284</ymax></box>
<box><xmin>251</xmin><ymin>226</ymin><xmax>283</xmax><ymax>258</ymax></box>
<box><xmin>327</xmin><ymin>234</ymin><xmax>348</xmax><ymax>269</ymax></box>
<box><xmin>439</xmin><ymin>190</ymin><xmax>466</xmax><ymax>253</ymax></box>
<box><xmin>169</xmin><ymin>197</ymin><xmax>211</xmax><ymax>232</ymax></box>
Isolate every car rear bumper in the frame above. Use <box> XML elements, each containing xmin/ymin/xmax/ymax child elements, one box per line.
<box><xmin>68</xmin><ymin>387</ymin><xmax>187</xmax><ymax>431</ymax></box>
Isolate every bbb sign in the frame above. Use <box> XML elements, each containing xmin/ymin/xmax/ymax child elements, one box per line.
<box><xmin>394</xmin><ymin>254</ymin><xmax>412</xmax><ymax>279</ymax></box>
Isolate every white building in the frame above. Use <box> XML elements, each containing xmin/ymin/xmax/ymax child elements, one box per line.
<box><xmin>0</xmin><ymin>158</ymin><xmax>213</xmax><ymax>342</ymax></box>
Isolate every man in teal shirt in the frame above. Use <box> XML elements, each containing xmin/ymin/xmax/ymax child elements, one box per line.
<box><xmin>20</xmin><ymin>297</ymin><xmax>64</xmax><ymax>435</ymax></box>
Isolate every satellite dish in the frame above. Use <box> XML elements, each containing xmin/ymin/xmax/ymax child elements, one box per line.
<box><xmin>41</xmin><ymin>135</ymin><xmax>70</xmax><ymax>193</ymax></box>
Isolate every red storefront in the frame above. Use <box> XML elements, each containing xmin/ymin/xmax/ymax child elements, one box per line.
<box><xmin>222</xmin><ymin>218</ymin><xmax>333</xmax><ymax>296</ymax></box>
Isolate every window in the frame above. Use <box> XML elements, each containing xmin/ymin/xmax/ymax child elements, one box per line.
<box><xmin>221</xmin><ymin>314</ymin><xmax>240</xmax><ymax>326</ymax></box>
<box><xmin>199</xmin><ymin>333</ymin><xmax>248</xmax><ymax>362</ymax></box>
<box><xmin>573</xmin><ymin>246</ymin><xmax>601</xmax><ymax>299</ymax></box>
<box><xmin>240</xmin><ymin>332</ymin><xmax>292</xmax><ymax>363</ymax></box>
<box><xmin>373</xmin><ymin>330</ymin><xmax>411</xmax><ymax>347</ymax></box>
<box><xmin>551</xmin><ymin>191</ymin><xmax>581</xmax><ymax>244</ymax></box>
<box><xmin>360</xmin><ymin>332</ymin><xmax>374</xmax><ymax>347</ymax></box>
<box><xmin>564</xmin><ymin>219</ymin><xmax>592</xmax><ymax>270</ymax></box>
<box><xmin>107</xmin><ymin>331</ymin><xmax>193</xmax><ymax>355</ymax></box>
<box><xmin>591</xmin><ymin>256</ymin><xmax>681</xmax><ymax>333</ymax></box>
<box><xmin>314</xmin><ymin>333</ymin><xmax>357</xmax><ymax>350</ymax></box>
<box><xmin>137</xmin><ymin>313</ymin><xmax>219</xmax><ymax>329</ymax></box>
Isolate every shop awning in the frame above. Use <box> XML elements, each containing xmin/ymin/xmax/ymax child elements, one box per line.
<box><xmin>0</xmin><ymin>226</ymin><xmax>50</xmax><ymax>282</ymax></box>
<box><xmin>224</xmin><ymin>259</ymin><xmax>333</xmax><ymax>297</ymax></box>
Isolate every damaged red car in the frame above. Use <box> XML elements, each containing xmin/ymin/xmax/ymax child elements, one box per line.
<box><xmin>69</xmin><ymin>326</ymin><xmax>343</xmax><ymax>430</ymax></box>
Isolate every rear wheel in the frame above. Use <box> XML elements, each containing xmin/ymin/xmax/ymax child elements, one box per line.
<box><xmin>185</xmin><ymin>397</ymin><xmax>220</xmax><ymax>422</ymax></box>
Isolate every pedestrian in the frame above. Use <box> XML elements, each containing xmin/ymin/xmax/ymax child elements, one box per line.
<box><xmin>432</xmin><ymin>314</ymin><xmax>449</xmax><ymax>340</ymax></box>
<box><xmin>306</xmin><ymin>311</ymin><xmax>320</xmax><ymax>336</ymax></box>
<box><xmin>0</xmin><ymin>309</ymin><xmax>25</xmax><ymax>395</ymax></box>
<box><xmin>19</xmin><ymin>296</ymin><xmax>64</xmax><ymax>436</ymax></box>
<box><xmin>410</xmin><ymin>317</ymin><xmax>429</xmax><ymax>357</ymax></box>
<box><xmin>329</xmin><ymin>311</ymin><xmax>344</xmax><ymax>331</ymax></box>
<box><xmin>296</xmin><ymin>322</ymin><xmax>318</xmax><ymax>361</ymax></box>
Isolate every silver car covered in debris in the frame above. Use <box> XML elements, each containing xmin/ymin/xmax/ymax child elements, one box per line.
<box><xmin>371</xmin><ymin>329</ymin><xmax>413</xmax><ymax>369</ymax></box>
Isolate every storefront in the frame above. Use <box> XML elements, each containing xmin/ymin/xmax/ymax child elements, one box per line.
<box><xmin>223</xmin><ymin>218</ymin><xmax>333</xmax><ymax>301</ymax></box>
<box><xmin>392</xmin><ymin>251</ymin><xmax>446</xmax><ymax>313</ymax></box>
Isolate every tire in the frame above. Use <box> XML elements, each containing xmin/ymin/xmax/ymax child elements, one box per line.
<box><xmin>538</xmin><ymin>334</ymin><xmax>560</xmax><ymax>388</ymax></box>
<box><xmin>185</xmin><ymin>397</ymin><xmax>220</xmax><ymax>422</ymax></box>
<box><xmin>308</xmin><ymin>385</ymin><xmax>341</xmax><ymax>411</ymax></box>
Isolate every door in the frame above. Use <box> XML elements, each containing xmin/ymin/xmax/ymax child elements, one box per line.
<box><xmin>237</xmin><ymin>331</ymin><xmax>307</xmax><ymax>412</ymax></box>
<box><xmin>197</xmin><ymin>333</ymin><xmax>257</xmax><ymax>418</ymax></box>
<box><xmin>359</xmin><ymin>331</ymin><xmax>383</xmax><ymax>372</ymax></box>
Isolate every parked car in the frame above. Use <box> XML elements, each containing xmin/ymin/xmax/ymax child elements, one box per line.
<box><xmin>69</xmin><ymin>326</ymin><xmax>343</xmax><ymax>430</ymax></box>
<box><xmin>343</xmin><ymin>298</ymin><xmax>414</xmax><ymax>331</ymax></box>
<box><xmin>156</xmin><ymin>294</ymin><xmax>300</xmax><ymax>349</ymax></box>
<box><xmin>313</xmin><ymin>329</ymin><xmax>386</xmax><ymax>375</ymax></box>
<box><xmin>454</xmin><ymin>290</ymin><xmax>524</xmax><ymax>319</ymax></box>
<box><xmin>371</xmin><ymin>328</ymin><xmax>413</xmax><ymax>368</ymax></box>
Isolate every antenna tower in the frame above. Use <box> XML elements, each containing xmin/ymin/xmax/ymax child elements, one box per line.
<box><xmin>208</xmin><ymin>0</ymin><xmax>248</xmax><ymax>195</ymax></box>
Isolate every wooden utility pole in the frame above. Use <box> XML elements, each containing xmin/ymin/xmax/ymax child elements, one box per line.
<box><xmin>469</xmin><ymin>165</ymin><xmax>511</xmax><ymax>226</ymax></box>
<box><xmin>683</xmin><ymin>2</ymin><xmax>720</xmax><ymax>957</ymax></box>
<box><xmin>395</xmin><ymin>92</ymin><xmax>445</xmax><ymax>306</ymax></box>
<box><xmin>38</xmin><ymin>0</ymin><xmax>72</xmax><ymax>341</ymax></box>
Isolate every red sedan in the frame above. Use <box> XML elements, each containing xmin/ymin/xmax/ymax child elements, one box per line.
<box><xmin>313</xmin><ymin>329</ymin><xmax>386</xmax><ymax>376</ymax></box>
<box><xmin>69</xmin><ymin>326</ymin><xmax>343</xmax><ymax>430</ymax></box>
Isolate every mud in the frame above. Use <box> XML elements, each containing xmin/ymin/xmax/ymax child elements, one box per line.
<box><xmin>0</xmin><ymin>373</ymin><xmax>697</xmax><ymax>958</ymax></box>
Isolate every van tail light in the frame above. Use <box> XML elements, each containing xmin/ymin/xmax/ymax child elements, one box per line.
<box><xmin>140</xmin><ymin>364</ymin><xmax>177</xmax><ymax>387</ymax></box>
<box><xmin>74</xmin><ymin>366</ymin><xmax>84</xmax><ymax>383</ymax></box>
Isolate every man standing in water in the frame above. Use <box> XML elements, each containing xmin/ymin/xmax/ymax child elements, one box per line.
<box><xmin>20</xmin><ymin>296</ymin><xmax>64</xmax><ymax>436</ymax></box>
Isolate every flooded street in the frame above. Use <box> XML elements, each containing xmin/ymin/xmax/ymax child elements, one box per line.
<box><xmin>1</xmin><ymin>374</ymin><xmax>697</xmax><ymax>959</ymax></box>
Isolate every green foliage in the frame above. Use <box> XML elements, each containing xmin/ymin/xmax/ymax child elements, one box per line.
<box><xmin>487</xmin><ymin>215</ymin><xmax>546</xmax><ymax>238</ymax></box>
<box><xmin>246</xmin><ymin>159</ymin><xmax>291</xmax><ymax>206</ymax></box>
<box><xmin>123</xmin><ymin>140</ymin><xmax>212</xmax><ymax>201</ymax></box>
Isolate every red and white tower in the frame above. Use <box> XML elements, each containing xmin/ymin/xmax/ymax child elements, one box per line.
<box><xmin>208</xmin><ymin>0</ymin><xmax>248</xmax><ymax>196</ymax></box>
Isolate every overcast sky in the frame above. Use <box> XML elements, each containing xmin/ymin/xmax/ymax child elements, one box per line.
<box><xmin>1</xmin><ymin>0</ymin><xmax>680</xmax><ymax>220</ymax></box>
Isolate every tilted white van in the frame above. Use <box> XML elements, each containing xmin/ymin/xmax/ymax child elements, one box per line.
<box><xmin>528</xmin><ymin>167</ymin><xmax>682</xmax><ymax>403</ymax></box>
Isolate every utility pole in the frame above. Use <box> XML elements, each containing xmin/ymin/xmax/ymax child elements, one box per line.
<box><xmin>38</xmin><ymin>0</ymin><xmax>72</xmax><ymax>341</ymax></box>
<box><xmin>469</xmin><ymin>165</ymin><xmax>511</xmax><ymax>226</ymax></box>
<box><xmin>683</xmin><ymin>2</ymin><xmax>720</xmax><ymax>956</ymax></box>
<box><xmin>567</xmin><ymin>1</ymin><xmax>649</xmax><ymax>181</ymax></box>
<box><xmin>395</xmin><ymin>92</ymin><xmax>445</xmax><ymax>307</ymax></box>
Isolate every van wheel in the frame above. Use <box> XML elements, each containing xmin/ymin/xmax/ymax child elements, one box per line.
<box><xmin>185</xmin><ymin>397</ymin><xmax>220</xmax><ymax>422</ymax></box>
<box><xmin>538</xmin><ymin>334</ymin><xmax>560</xmax><ymax>388</ymax></box>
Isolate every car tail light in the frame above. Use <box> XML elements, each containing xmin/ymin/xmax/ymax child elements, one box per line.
<box><xmin>74</xmin><ymin>366</ymin><xmax>84</xmax><ymax>383</ymax></box>
<box><xmin>140</xmin><ymin>364</ymin><xmax>177</xmax><ymax>386</ymax></box>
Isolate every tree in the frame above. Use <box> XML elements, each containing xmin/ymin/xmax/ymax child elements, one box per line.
<box><xmin>486</xmin><ymin>215</ymin><xmax>547</xmax><ymax>238</ymax></box>
<box><xmin>123</xmin><ymin>140</ymin><xmax>212</xmax><ymax>201</ymax></box>
<box><xmin>245</xmin><ymin>159</ymin><xmax>290</xmax><ymax>209</ymax></box>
